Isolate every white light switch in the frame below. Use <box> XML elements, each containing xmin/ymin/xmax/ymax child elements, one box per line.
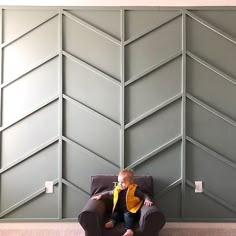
<box><xmin>45</xmin><ymin>181</ymin><xmax>54</xmax><ymax>193</ymax></box>
<box><xmin>195</xmin><ymin>181</ymin><xmax>203</xmax><ymax>193</ymax></box>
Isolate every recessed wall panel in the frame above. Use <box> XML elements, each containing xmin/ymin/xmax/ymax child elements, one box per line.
<box><xmin>186</xmin><ymin>142</ymin><xmax>236</xmax><ymax>207</ymax></box>
<box><xmin>187</xmin><ymin>16</ymin><xmax>236</xmax><ymax>79</ymax></box>
<box><xmin>125</xmin><ymin>10</ymin><xmax>180</xmax><ymax>40</ymax></box>
<box><xmin>125</xmin><ymin>56</ymin><xmax>182</xmax><ymax>123</ymax></box>
<box><xmin>63</xmin><ymin>16</ymin><xmax>120</xmax><ymax>80</ymax></box>
<box><xmin>67</xmin><ymin>10</ymin><xmax>121</xmax><ymax>40</ymax></box>
<box><xmin>125</xmin><ymin>100</ymin><xmax>181</xmax><ymax>166</ymax></box>
<box><xmin>5</xmin><ymin>186</ymin><xmax>58</xmax><ymax>219</ymax></box>
<box><xmin>64</xmin><ymin>100</ymin><xmax>120</xmax><ymax>167</ymax></box>
<box><xmin>1</xmin><ymin>101</ymin><xmax>59</xmax><ymax>167</ymax></box>
<box><xmin>190</xmin><ymin>10</ymin><xmax>236</xmax><ymax>39</ymax></box>
<box><xmin>125</xmin><ymin>16</ymin><xmax>181</xmax><ymax>80</ymax></box>
<box><xmin>184</xmin><ymin>185</ymin><xmax>236</xmax><ymax>218</ymax></box>
<box><xmin>134</xmin><ymin>142</ymin><xmax>181</xmax><ymax>193</ymax></box>
<box><xmin>63</xmin><ymin>185</ymin><xmax>89</xmax><ymax>218</ymax></box>
<box><xmin>63</xmin><ymin>142</ymin><xmax>119</xmax><ymax>194</ymax></box>
<box><xmin>187</xmin><ymin>56</ymin><xmax>236</xmax><ymax>121</ymax></box>
<box><xmin>2</xmin><ymin>58</ymin><xmax>59</xmax><ymax>126</ymax></box>
<box><xmin>3</xmin><ymin>16</ymin><xmax>58</xmax><ymax>84</ymax></box>
<box><xmin>0</xmin><ymin>143</ymin><xmax>58</xmax><ymax>212</ymax></box>
<box><xmin>186</xmin><ymin>99</ymin><xmax>236</xmax><ymax>164</ymax></box>
<box><xmin>3</xmin><ymin>9</ymin><xmax>57</xmax><ymax>43</ymax></box>
<box><xmin>64</xmin><ymin>56</ymin><xmax>120</xmax><ymax>123</ymax></box>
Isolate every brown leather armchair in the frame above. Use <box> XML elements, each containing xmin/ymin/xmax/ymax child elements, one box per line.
<box><xmin>78</xmin><ymin>175</ymin><xmax>165</xmax><ymax>236</ymax></box>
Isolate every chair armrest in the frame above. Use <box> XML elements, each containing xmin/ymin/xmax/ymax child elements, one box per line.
<box><xmin>139</xmin><ymin>205</ymin><xmax>165</xmax><ymax>234</ymax></box>
<box><xmin>78</xmin><ymin>198</ymin><xmax>107</xmax><ymax>236</ymax></box>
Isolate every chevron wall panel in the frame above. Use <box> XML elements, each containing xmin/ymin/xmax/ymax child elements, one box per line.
<box><xmin>0</xmin><ymin>7</ymin><xmax>236</xmax><ymax>222</ymax></box>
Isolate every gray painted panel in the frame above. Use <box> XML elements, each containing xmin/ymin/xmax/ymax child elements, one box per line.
<box><xmin>1</xmin><ymin>101</ymin><xmax>59</xmax><ymax>167</ymax></box>
<box><xmin>158</xmin><ymin>185</ymin><xmax>181</xmax><ymax>218</ymax></box>
<box><xmin>187</xmin><ymin>16</ymin><xmax>236</xmax><ymax>79</ymax></box>
<box><xmin>134</xmin><ymin>142</ymin><xmax>181</xmax><ymax>193</ymax></box>
<box><xmin>5</xmin><ymin>187</ymin><xmax>58</xmax><ymax>219</ymax></box>
<box><xmin>3</xmin><ymin>16</ymin><xmax>58</xmax><ymax>83</ymax></box>
<box><xmin>125</xmin><ymin>56</ymin><xmax>182</xmax><ymax>123</ymax></box>
<box><xmin>2</xmin><ymin>9</ymin><xmax>57</xmax><ymax>43</ymax></box>
<box><xmin>63</xmin><ymin>16</ymin><xmax>120</xmax><ymax>80</ymax></box>
<box><xmin>184</xmin><ymin>185</ymin><xmax>236</xmax><ymax>218</ymax></box>
<box><xmin>67</xmin><ymin>10</ymin><xmax>121</xmax><ymax>40</ymax></box>
<box><xmin>125</xmin><ymin>100</ymin><xmax>181</xmax><ymax>166</ymax></box>
<box><xmin>2</xmin><ymin>58</ymin><xmax>59</xmax><ymax>125</ymax></box>
<box><xmin>64</xmin><ymin>100</ymin><xmax>120</xmax><ymax>166</ymax></box>
<box><xmin>191</xmin><ymin>10</ymin><xmax>236</xmax><ymax>39</ymax></box>
<box><xmin>125</xmin><ymin>10</ymin><xmax>180</xmax><ymax>40</ymax></box>
<box><xmin>64</xmin><ymin>56</ymin><xmax>120</xmax><ymax>123</ymax></box>
<box><xmin>0</xmin><ymin>143</ymin><xmax>58</xmax><ymax>212</ymax></box>
<box><xmin>187</xmin><ymin>56</ymin><xmax>236</xmax><ymax>121</ymax></box>
<box><xmin>63</xmin><ymin>185</ymin><xmax>89</xmax><ymax>218</ymax></box>
<box><xmin>186</xmin><ymin>142</ymin><xmax>236</xmax><ymax>207</ymax></box>
<box><xmin>125</xmin><ymin>16</ymin><xmax>181</xmax><ymax>80</ymax></box>
<box><xmin>186</xmin><ymin>99</ymin><xmax>236</xmax><ymax>163</ymax></box>
<box><xmin>63</xmin><ymin>142</ymin><xmax>119</xmax><ymax>194</ymax></box>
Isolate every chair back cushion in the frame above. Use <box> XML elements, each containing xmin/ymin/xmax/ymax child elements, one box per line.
<box><xmin>90</xmin><ymin>175</ymin><xmax>154</xmax><ymax>198</ymax></box>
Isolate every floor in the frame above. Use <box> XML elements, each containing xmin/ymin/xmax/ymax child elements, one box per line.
<box><xmin>0</xmin><ymin>222</ymin><xmax>236</xmax><ymax>236</ymax></box>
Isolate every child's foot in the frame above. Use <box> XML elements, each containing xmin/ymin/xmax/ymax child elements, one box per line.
<box><xmin>105</xmin><ymin>220</ymin><xmax>114</xmax><ymax>229</ymax></box>
<box><xmin>123</xmin><ymin>229</ymin><xmax>134</xmax><ymax>236</ymax></box>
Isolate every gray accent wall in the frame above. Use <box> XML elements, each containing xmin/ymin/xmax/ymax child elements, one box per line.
<box><xmin>0</xmin><ymin>7</ymin><xmax>236</xmax><ymax>221</ymax></box>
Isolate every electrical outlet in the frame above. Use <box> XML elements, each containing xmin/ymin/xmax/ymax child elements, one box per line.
<box><xmin>45</xmin><ymin>181</ymin><xmax>54</xmax><ymax>193</ymax></box>
<box><xmin>195</xmin><ymin>181</ymin><xmax>203</xmax><ymax>193</ymax></box>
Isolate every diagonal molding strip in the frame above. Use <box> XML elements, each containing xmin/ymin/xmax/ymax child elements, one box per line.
<box><xmin>63</xmin><ymin>94</ymin><xmax>120</xmax><ymax>128</ymax></box>
<box><xmin>62</xmin><ymin>10</ymin><xmax>121</xmax><ymax>46</ymax></box>
<box><xmin>1</xmin><ymin>12</ymin><xmax>59</xmax><ymax>48</ymax></box>
<box><xmin>125</xmin><ymin>50</ymin><xmax>182</xmax><ymax>86</ymax></box>
<box><xmin>63</xmin><ymin>50</ymin><xmax>121</xmax><ymax>86</ymax></box>
<box><xmin>1</xmin><ymin>52</ymin><xmax>59</xmax><ymax>89</ymax></box>
<box><xmin>62</xmin><ymin>178</ymin><xmax>89</xmax><ymax>197</ymax></box>
<box><xmin>186</xmin><ymin>136</ymin><xmax>236</xmax><ymax>170</ymax></box>
<box><xmin>187</xmin><ymin>51</ymin><xmax>236</xmax><ymax>87</ymax></box>
<box><xmin>187</xmin><ymin>93</ymin><xmax>236</xmax><ymax>128</ymax></box>
<box><xmin>62</xmin><ymin>136</ymin><xmax>120</xmax><ymax>169</ymax></box>
<box><xmin>185</xmin><ymin>10</ymin><xmax>236</xmax><ymax>46</ymax></box>
<box><xmin>0</xmin><ymin>179</ymin><xmax>59</xmax><ymax>218</ymax></box>
<box><xmin>124</xmin><ymin>11</ymin><xmax>182</xmax><ymax>46</ymax></box>
<box><xmin>158</xmin><ymin>178</ymin><xmax>182</xmax><ymax>198</ymax></box>
<box><xmin>126</xmin><ymin>135</ymin><xmax>182</xmax><ymax>170</ymax></box>
<box><xmin>0</xmin><ymin>95</ymin><xmax>59</xmax><ymax>132</ymax></box>
<box><xmin>125</xmin><ymin>93</ymin><xmax>182</xmax><ymax>129</ymax></box>
<box><xmin>0</xmin><ymin>136</ymin><xmax>59</xmax><ymax>174</ymax></box>
<box><xmin>186</xmin><ymin>180</ymin><xmax>236</xmax><ymax>214</ymax></box>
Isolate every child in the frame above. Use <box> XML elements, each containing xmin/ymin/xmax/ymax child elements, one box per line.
<box><xmin>92</xmin><ymin>170</ymin><xmax>153</xmax><ymax>236</ymax></box>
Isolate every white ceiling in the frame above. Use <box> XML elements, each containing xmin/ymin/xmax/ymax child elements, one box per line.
<box><xmin>0</xmin><ymin>0</ymin><xmax>236</xmax><ymax>6</ymax></box>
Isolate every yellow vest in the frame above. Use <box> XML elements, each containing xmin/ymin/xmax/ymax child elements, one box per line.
<box><xmin>113</xmin><ymin>184</ymin><xmax>143</xmax><ymax>213</ymax></box>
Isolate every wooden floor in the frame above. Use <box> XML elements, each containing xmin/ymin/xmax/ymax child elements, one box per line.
<box><xmin>0</xmin><ymin>222</ymin><xmax>236</xmax><ymax>236</ymax></box>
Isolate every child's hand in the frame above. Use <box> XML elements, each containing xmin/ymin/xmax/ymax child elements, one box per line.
<box><xmin>91</xmin><ymin>195</ymin><xmax>102</xmax><ymax>200</ymax></box>
<box><xmin>144</xmin><ymin>199</ymin><xmax>153</xmax><ymax>206</ymax></box>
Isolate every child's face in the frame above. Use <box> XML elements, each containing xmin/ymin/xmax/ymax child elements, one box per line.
<box><xmin>118</xmin><ymin>175</ymin><xmax>131</xmax><ymax>190</ymax></box>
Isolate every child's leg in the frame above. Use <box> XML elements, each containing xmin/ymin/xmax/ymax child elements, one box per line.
<box><xmin>105</xmin><ymin>210</ymin><xmax>123</xmax><ymax>229</ymax></box>
<box><xmin>123</xmin><ymin>211</ymin><xmax>139</xmax><ymax>236</ymax></box>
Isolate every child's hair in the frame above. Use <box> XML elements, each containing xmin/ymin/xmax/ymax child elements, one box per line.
<box><xmin>118</xmin><ymin>169</ymin><xmax>134</xmax><ymax>183</ymax></box>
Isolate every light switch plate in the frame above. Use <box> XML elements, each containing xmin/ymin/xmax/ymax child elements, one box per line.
<box><xmin>45</xmin><ymin>181</ymin><xmax>54</xmax><ymax>193</ymax></box>
<box><xmin>195</xmin><ymin>181</ymin><xmax>203</xmax><ymax>193</ymax></box>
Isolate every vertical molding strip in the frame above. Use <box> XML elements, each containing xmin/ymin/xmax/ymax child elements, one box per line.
<box><xmin>120</xmin><ymin>8</ymin><xmax>125</xmax><ymax>170</ymax></box>
<box><xmin>58</xmin><ymin>9</ymin><xmax>63</xmax><ymax>219</ymax></box>
<box><xmin>181</xmin><ymin>10</ymin><xmax>187</xmax><ymax>218</ymax></box>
